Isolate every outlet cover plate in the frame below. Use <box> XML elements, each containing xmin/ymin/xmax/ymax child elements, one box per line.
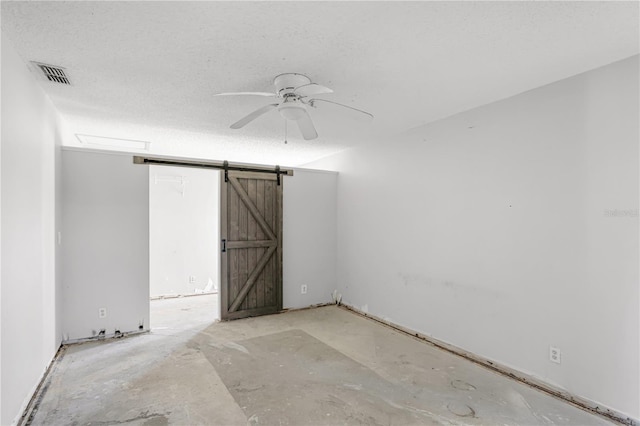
<box><xmin>549</xmin><ymin>346</ymin><xmax>561</xmax><ymax>364</ymax></box>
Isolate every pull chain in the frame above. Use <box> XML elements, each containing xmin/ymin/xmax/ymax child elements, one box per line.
<box><xmin>284</xmin><ymin>119</ymin><xmax>288</xmax><ymax>144</ymax></box>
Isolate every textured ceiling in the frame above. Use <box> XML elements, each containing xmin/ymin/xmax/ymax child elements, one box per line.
<box><xmin>2</xmin><ymin>1</ymin><xmax>638</xmax><ymax>166</ymax></box>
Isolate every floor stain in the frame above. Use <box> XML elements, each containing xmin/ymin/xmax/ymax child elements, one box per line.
<box><xmin>142</xmin><ymin>415</ymin><xmax>169</xmax><ymax>426</ymax></box>
<box><xmin>87</xmin><ymin>411</ymin><xmax>169</xmax><ymax>425</ymax></box>
<box><xmin>447</xmin><ymin>401</ymin><xmax>476</xmax><ymax>418</ymax></box>
<box><xmin>451</xmin><ymin>379</ymin><xmax>476</xmax><ymax>391</ymax></box>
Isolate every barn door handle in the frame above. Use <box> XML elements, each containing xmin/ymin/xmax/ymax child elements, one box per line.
<box><xmin>221</xmin><ymin>239</ymin><xmax>227</xmax><ymax>253</ymax></box>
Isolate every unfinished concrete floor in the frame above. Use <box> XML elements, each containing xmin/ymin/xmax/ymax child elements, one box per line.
<box><xmin>29</xmin><ymin>295</ymin><xmax>612</xmax><ymax>425</ymax></box>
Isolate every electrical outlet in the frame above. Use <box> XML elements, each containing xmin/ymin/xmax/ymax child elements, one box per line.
<box><xmin>549</xmin><ymin>346</ymin><xmax>561</xmax><ymax>364</ymax></box>
<box><xmin>301</xmin><ymin>284</ymin><xmax>308</xmax><ymax>294</ymax></box>
<box><xmin>189</xmin><ymin>276</ymin><xmax>196</xmax><ymax>283</ymax></box>
<box><xmin>98</xmin><ymin>307</ymin><xmax>107</xmax><ymax>318</ymax></box>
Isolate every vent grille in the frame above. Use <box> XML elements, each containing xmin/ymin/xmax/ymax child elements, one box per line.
<box><xmin>34</xmin><ymin>63</ymin><xmax>70</xmax><ymax>85</ymax></box>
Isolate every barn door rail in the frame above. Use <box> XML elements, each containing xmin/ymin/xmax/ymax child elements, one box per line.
<box><xmin>133</xmin><ymin>155</ymin><xmax>293</xmax><ymax>185</ymax></box>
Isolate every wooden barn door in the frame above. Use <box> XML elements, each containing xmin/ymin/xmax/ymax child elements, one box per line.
<box><xmin>220</xmin><ymin>171</ymin><xmax>283</xmax><ymax>320</ymax></box>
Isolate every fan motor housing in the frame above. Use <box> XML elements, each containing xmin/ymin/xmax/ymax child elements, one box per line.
<box><xmin>274</xmin><ymin>73</ymin><xmax>311</xmax><ymax>97</ymax></box>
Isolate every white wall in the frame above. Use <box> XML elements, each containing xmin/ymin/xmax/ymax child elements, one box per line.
<box><xmin>306</xmin><ymin>56</ymin><xmax>639</xmax><ymax>419</ymax></box>
<box><xmin>149</xmin><ymin>165</ymin><xmax>219</xmax><ymax>297</ymax></box>
<box><xmin>283</xmin><ymin>169</ymin><xmax>337</xmax><ymax>309</ymax></box>
<box><xmin>1</xmin><ymin>36</ymin><xmax>61</xmax><ymax>426</ymax></box>
<box><xmin>62</xmin><ymin>155</ymin><xmax>336</xmax><ymax>338</ymax></box>
<box><xmin>62</xmin><ymin>150</ymin><xmax>149</xmax><ymax>340</ymax></box>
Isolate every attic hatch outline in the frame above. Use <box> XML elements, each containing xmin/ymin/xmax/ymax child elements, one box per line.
<box><xmin>31</xmin><ymin>62</ymin><xmax>71</xmax><ymax>85</ymax></box>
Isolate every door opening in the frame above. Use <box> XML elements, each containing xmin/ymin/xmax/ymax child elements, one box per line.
<box><xmin>149</xmin><ymin>165</ymin><xmax>221</xmax><ymax>327</ymax></box>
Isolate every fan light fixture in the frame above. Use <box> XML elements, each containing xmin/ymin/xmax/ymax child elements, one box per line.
<box><xmin>278</xmin><ymin>102</ymin><xmax>306</xmax><ymax>121</ymax></box>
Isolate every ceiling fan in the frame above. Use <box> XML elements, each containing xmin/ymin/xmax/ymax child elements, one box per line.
<box><xmin>215</xmin><ymin>73</ymin><xmax>373</xmax><ymax>140</ymax></box>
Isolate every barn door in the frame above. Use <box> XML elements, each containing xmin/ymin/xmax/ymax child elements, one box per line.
<box><xmin>220</xmin><ymin>171</ymin><xmax>283</xmax><ymax>320</ymax></box>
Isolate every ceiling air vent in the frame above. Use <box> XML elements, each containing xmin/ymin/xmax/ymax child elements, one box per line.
<box><xmin>32</xmin><ymin>62</ymin><xmax>70</xmax><ymax>85</ymax></box>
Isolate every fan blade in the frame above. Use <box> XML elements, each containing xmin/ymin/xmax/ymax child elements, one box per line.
<box><xmin>215</xmin><ymin>92</ymin><xmax>276</xmax><ymax>97</ymax></box>
<box><xmin>230</xmin><ymin>104</ymin><xmax>279</xmax><ymax>129</ymax></box>
<box><xmin>294</xmin><ymin>83</ymin><xmax>333</xmax><ymax>97</ymax></box>
<box><xmin>296</xmin><ymin>110</ymin><xmax>318</xmax><ymax>140</ymax></box>
<box><xmin>309</xmin><ymin>98</ymin><xmax>373</xmax><ymax>121</ymax></box>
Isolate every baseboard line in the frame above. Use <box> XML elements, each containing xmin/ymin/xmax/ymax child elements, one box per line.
<box><xmin>62</xmin><ymin>328</ymin><xmax>149</xmax><ymax>345</ymax></box>
<box><xmin>280</xmin><ymin>302</ymin><xmax>334</xmax><ymax>313</ymax></box>
<box><xmin>17</xmin><ymin>345</ymin><xmax>66</xmax><ymax>426</ymax></box>
<box><xmin>339</xmin><ymin>303</ymin><xmax>637</xmax><ymax>426</ymax></box>
<box><xmin>19</xmin><ymin>330</ymin><xmax>151</xmax><ymax>424</ymax></box>
<box><xmin>150</xmin><ymin>291</ymin><xmax>218</xmax><ymax>301</ymax></box>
